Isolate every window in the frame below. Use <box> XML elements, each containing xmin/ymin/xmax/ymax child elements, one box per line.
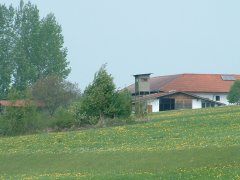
<box><xmin>202</xmin><ymin>101</ymin><xmax>215</xmax><ymax>108</ymax></box>
<box><xmin>216</xmin><ymin>96</ymin><xmax>220</xmax><ymax>101</ymax></box>
<box><xmin>141</xmin><ymin>78</ymin><xmax>148</xmax><ymax>82</ymax></box>
<box><xmin>139</xmin><ymin>91</ymin><xmax>150</xmax><ymax>95</ymax></box>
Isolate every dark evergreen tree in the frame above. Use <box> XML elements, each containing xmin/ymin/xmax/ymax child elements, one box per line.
<box><xmin>76</xmin><ymin>65</ymin><xmax>132</xmax><ymax>124</ymax></box>
<box><xmin>80</xmin><ymin>64</ymin><xmax>116</xmax><ymax>119</ymax></box>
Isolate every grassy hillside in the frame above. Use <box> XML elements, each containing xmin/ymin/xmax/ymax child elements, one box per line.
<box><xmin>1</xmin><ymin>106</ymin><xmax>240</xmax><ymax>179</ymax></box>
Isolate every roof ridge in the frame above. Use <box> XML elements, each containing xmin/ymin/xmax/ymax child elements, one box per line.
<box><xmin>182</xmin><ymin>73</ymin><xmax>240</xmax><ymax>76</ymax></box>
<box><xmin>150</xmin><ymin>74</ymin><xmax>182</xmax><ymax>79</ymax></box>
<box><xmin>151</xmin><ymin>73</ymin><xmax>240</xmax><ymax>78</ymax></box>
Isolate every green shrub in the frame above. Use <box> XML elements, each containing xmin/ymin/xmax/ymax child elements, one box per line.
<box><xmin>0</xmin><ymin>89</ymin><xmax>50</xmax><ymax>136</ymax></box>
<box><xmin>1</xmin><ymin>104</ymin><xmax>39</xmax><ymax>135</ymax></box>
<box><xmin>134</xmin><ymin>101</ymin><xmax>148</xmax><ymax>117</ymax></box>
<box><xmin>114</xmin><ymin>89</ymin><xmax>132</xmax><ymax>118</ymax></box>
<box><xmin>50</xmin><ymin>108</ymin><xmax>75</xmax><ymax>130</ymax></box>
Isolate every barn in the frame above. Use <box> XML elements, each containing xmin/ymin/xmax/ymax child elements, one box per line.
<box><xmin>127</xmin><ymin>73</ymin><xmax>240</xmax><ymax>112</ymax></box>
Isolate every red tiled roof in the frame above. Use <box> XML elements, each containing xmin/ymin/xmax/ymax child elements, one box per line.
<box><xmin>0</xmin><ymin>100</ymin><xmax>44</xmax><ymax>107</ymax></box>
<box><xmin>127</xmin><ymin>74</ymin><xmax>180</xmax><ymax>93</ymax></box>
<box><xmin>128</xmin><ymin>74</ymin><xmax>240</xmax><ymax>93</ymax></box>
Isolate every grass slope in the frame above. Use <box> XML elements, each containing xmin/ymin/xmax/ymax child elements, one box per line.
<box><xmin>1</xmin><ymin>106</ymin><xmax>240</xmax><ymax>179</ymax></box>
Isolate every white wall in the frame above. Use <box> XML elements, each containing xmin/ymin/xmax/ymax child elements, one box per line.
<box><xmin>192</xmin><ymin>99</ymin><xmax>202</xmax><ymax>109</ymax></box>
<box><xmin>146</xmin><ymin>92</ymin><xmax>229</xmax><ymax>112</ymax></box>
<box><xmin>191</xmin><ymin>93</ymin><xmax>229</xmax><ymax>105</ymax></box>
<box><xmin>148</xmin><ymin>99</ymin><xmax>159</xmax><ymax>112</ymax></box>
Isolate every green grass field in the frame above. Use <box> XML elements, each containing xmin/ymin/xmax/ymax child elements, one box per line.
<box><xmin>1</xmin><ymin>106</ymin><xmax>240</xmax><ymax>179</ymax></box>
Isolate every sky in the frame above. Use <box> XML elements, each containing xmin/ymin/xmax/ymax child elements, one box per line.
<box><xmin>1</xmin><ymin>0</ymin><xmax>240</xmax><ymax>90</ymax></box>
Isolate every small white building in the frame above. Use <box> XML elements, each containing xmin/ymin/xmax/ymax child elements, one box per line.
<box><xmin>128</xmin><ymin>73</ymin><xmax>239</xmax><ymax>112</ymax></box>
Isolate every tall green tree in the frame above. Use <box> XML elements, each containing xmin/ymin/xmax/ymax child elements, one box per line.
<box><xmin>13</xmin><ymin>0</ymin><xmax>41</xmax><ymax>92</ymax></box>
<box><xmin>227</xmin><ymin>80</ymin><xmax>240</xmax><ymax>104</ymax></box>
<box><xmin>0</xmin><ymin>0</ymin><xmax>71</xmax><ymax>95</ymax></box>
<box><xmin>0</xmin><ymin>4</ymin><xmax>15</xmax><ymax>98</ymax></box>
<box><xmin>38</xmin><ymin>14</ymin><xmax>70</xmax><ymax>79</ymax></box>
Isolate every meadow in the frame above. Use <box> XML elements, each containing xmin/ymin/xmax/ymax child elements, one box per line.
<box><xmin>1</xmin><ymin>106</ymin><xmax>240</xmax><ymax>179</ymax></box>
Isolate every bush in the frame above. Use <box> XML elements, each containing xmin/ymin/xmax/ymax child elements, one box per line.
<box><xmin>1</xmin><ymin>104</ymin><xmax>40</xmax><ymax>136</ymax></box>
<box><xmin>134</xmin><ymin>101</ymin><xmax>148</xmax><ymax>117</ymax></box>
<box><xmin>0</xmin><ymin>89</ymin><xmax>49</xmax><ymax>136</ymax></box>
<box><xmin>114</xmin><ymin>89</ymin><xmax>132</xmax><ymax>118</ymax></box>
<box><xmin>50</xmin><ymin>108</ymin><xmax>75</xmax><ymax>130</ymax></box>
<box><xmin>70</xmin><ymin>102</ymin><xmax>99</xmax><ymax>127</ymax></box>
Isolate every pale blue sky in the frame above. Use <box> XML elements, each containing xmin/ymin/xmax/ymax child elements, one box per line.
<box><xmin>2</xmin><ymin>0</ymin><xmax>240</xmax><ymax>89</ymax></box>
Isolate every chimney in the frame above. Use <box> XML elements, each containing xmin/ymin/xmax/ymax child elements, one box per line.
<box><xmin>134</xmin><ymin>73</ymin><xmax>152</xmax><ymax>96</ymax></box>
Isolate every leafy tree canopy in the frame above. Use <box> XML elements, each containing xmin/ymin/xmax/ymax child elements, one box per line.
<box><xmin>30</xmin><ymin>75</ymin><xmax>80</xmax><ymax>116</ymax></box>
<box><xmin>0</xmin><ymin>0</ymin><xmax>70</xmax><ymax>98</ymax></box>
<box><xmin>0</xmin><ymin>4</ymin><xmax>15</xmax><ymax>99</ymax></box>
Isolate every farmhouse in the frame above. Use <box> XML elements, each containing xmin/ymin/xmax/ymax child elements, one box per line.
<box><xmin>127</xmin><ymin>73</ymin><xmax>240</xmax><ymax>112</ymax></box>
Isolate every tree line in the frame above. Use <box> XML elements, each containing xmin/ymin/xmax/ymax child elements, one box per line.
<box><xmin>0</xmin><ymin>1</ymin><xmax>132</xmax><ymax>136</ymax></box>
<box><xmin>0</xmin><ymin>65</ymin><xmax>132</xmax><ymax>136</ymax></box>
